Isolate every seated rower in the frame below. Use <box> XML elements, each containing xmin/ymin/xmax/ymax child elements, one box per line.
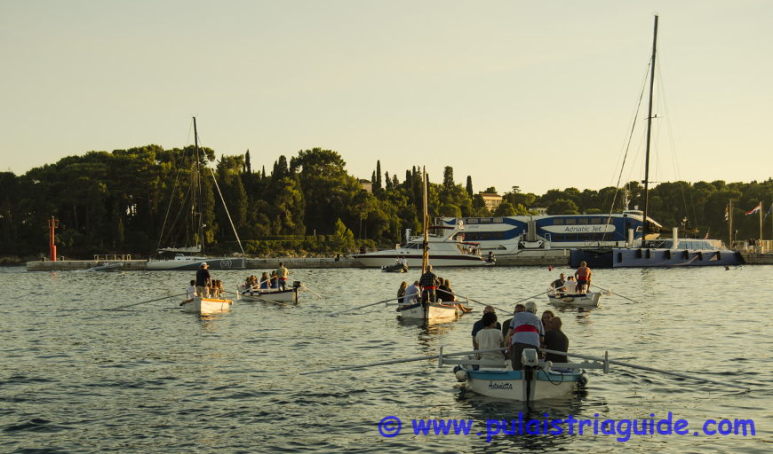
<box><xmin>563</xmin><ymin>276</ymin><xmax>577</xmax><ymax>294</ymax></box>
<box><xmin>550</xmin><ymin>273</ymin><xmax>566</xmax><ymax>294</ymax></box>
<box><xmin>544</xmin><ymin>317</ymin><xmax>569</xmax><ymax>365</ymax></box>
<box><xmin>474</xmin><ymin>312</ymin><xmax>505</xmax><ymax>366</ymax></box>
<box><xmin>260</xmin><ymin>272</ymin><xmax>270</xmax><ymax>289</ymax></box>
<box><xmin>184</xmin><ymin>280</ymin><xmax>196</xmax><ymax>302</ymax></box>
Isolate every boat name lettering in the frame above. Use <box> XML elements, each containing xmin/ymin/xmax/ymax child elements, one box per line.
<box><xmin>488</xmin><ymin>382</ymin><xmax>513</xmax><ymax>390</ymax></box>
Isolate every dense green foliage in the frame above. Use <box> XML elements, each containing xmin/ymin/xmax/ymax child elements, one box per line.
<box><xmin>0</xmin><ymin>146</ymin><xmax>770</xmax><ymax>258</ymax></box>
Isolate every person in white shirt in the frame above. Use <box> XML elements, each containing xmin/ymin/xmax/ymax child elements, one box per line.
<box><xmin>474</xmin><ymin>312</ymin><xmax>505</xmax><ymax>364</ymax></box>
<box><xmin>184</xmin><ymin>280</ymin><xmax>196</xmax><ymax>301</ymax></box>
<box><xmin>564</xmin><ymin>276</ymin><xmax>577</xmax><ymax>294</ymax></box>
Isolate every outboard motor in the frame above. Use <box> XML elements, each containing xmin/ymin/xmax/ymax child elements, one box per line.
<box><xmin>293</xmin><ymin>280</ymin><xmax>302</xmax><ymax>289</ymax></box>
<box><xmin>521</xmin><ymin>348</ymin><xmax>539</xmax><ymax>368</ymax></box>
<box><xmin>521</xmin><ymin>348</ymin><xmax>540</xmax><ymax>406</ymax></box>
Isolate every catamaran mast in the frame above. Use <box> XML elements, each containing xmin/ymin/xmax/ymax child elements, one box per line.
<box><xmin>193</xmin><ymin>117</ymin><xmax>204</xmax><ymax>252</ymax></box>
<box><xmin>642</xmin><ymin>15</ymin><xmax>658</xmax><ymax>242</ymax></box>
<box><xmin>421</xmin><ymin>167</ymin><xmax>429</xmax><ymax>274</ymax></box>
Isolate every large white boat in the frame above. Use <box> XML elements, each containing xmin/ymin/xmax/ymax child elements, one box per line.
<box><xmin>352</xmin><ymin>222</ymin><xmax>494</xmax><ymax>268</ymax></box>
<box><xmin>147</xmin><ymin>254</ymin><xmax>245</xmax><ymax>271</ymax></box>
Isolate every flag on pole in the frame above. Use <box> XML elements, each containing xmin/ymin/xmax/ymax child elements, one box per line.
<box><xmin>724</xmin><ymin>206</ymin><xmax>729</xmax><ymax>221</ymax></box>
<box><xmin>745</xmin><ymin>202</ymin><xmax>762</xmax><ymax>216</ymax></box>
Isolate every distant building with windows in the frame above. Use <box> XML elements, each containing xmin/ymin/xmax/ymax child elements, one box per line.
<box><xmin>478</xmin><ymin>192</ymin><xmax>503</xmax><ymax>212</ymax></box>
<box><xmin>359</xmin><ymin>179</ymin><xmax>373</xmax><ymax>193</ymax></box>
<box><xmin>529</xmin><ymin>207</ymin><xmax>548</xmax><ymax>215</ymax></box>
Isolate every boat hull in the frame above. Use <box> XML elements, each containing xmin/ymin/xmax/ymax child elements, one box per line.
<box><xmin>571</xmin><ymin>247</ymin><xmax>744</xmax><ymax>268</ymax></box>
<box><xmin>240</xmin><ymin>288</ymin><xmax>298</xmax><ymax>304</ymax></box>
<box><xmin>464</xmin><ymin>368</ymin><xmax>582</xmax><ymax>400</ymax></box>
<box><xmin>396</xmin><ymin>302</ymin><xmax>463</xmax><ymax>324</ymax></box>
<box><xmin>354</xmin><ymin>254</ymin><xmax>489</xmax><ymax>268</ymax></box>
<box><xmin>547</xmin><ymin>292</ymin><xmax>600</xmax><ymax>308</ymax></box>
<box><xmin>147</xmin><ymin>257</ymin><xmax>245</xmax><ymax>271</ymax></box>
<box><xmin>181</xmin><ymin>296</ymin><xmax>233</xmax><ymax>315</ymax></box>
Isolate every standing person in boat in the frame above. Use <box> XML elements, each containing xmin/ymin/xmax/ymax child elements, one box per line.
<box><xmin>195</xmin><ymin>262</ymin><xmax>211</xmax><ymax>297</ymax></box>
<box><xmin>574</xmin><ymin>261</ymin><xmax>592</xmax><ymax>294</ymax></box>
<box><xmin>505</xmin><ymin>301</ymin><xmax>545</xmax><ymax>369</ymax></box>
<box><xmin>419</xmin><ymin>265</ymin><xmax>438</xmax><ymax>304</ymax></box>
<box><xmin>276</xmin><ymin>262</ymin><xmax>289</xmax><ymax>290</ymax></box>
<box><xmin>474</xmin><ymin>312</ymin><xmax>505</xmax><ymax>364</ymax></box>
<box><xmin>472</xmin><ymin>306</ymin><xmax>501</xmax><ymax>348</ymax></box>
<box><xmin>544</xmin><ymin>317</ymin><xmax>569</xmax><ymax>365</ymax></box>
<box><xmin>397</xmin><ymin>281</ymin><xmax>408</xmax><ymax>304</ymax></box>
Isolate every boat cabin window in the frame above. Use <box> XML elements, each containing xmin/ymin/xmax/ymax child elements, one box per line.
<box><xmin>590</xmin><ymin>218</ymin><xmax>602</xmax><ymax>224</ymax></box>
<box><xmin>465</xmin><ymin>218</ymin><xmax>478</xmax><ymax>224</ymax></box>
<box><xmin>564</xmin><ymin>218</ymin><xmax>576</xmax><ymax>225</ymax></box>
<box><xmin>553</xmin><ymin>219</ymin><xmax>564</xmax><ymax>225</ymax></box>
<box><xmin>578</xmin><ymin>218</ymin><xmax>588</xmax><ymax>225</ymax></box>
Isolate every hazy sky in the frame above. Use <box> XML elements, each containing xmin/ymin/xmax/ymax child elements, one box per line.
<box><xmin>2</xmin><ymin>1</ymin><xmax>771</xmax><ymax>195</ymax></box>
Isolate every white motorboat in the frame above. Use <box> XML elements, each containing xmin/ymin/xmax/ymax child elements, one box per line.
<box><xmin>353</xmin><ymin>223</ymin><xmax>494</xmax><ymax>268</ymax></box>
<box><xmin>180</xmin><ymin>296</ymin><xmax>233</xmax><ymax>315</ymax></box>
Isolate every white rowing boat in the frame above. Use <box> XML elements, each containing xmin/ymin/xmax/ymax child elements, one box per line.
<box><xmin>240</xmin><ymin>286</ymin><xmax>299</xmax><ymax>304</ymax></box>
<box><xmin>396</xmin><ymin>301</ymin><xmax>466</xmax><ymax>324</ymax></box>
<box><xmin>546</xmin><ymin>289</ymin><xmax>601</xmax><ymax>308</ymax></box>
<box><xmin>180</xmin><ymin>296</ymin><xmax>233</xmax><ymax>315</ymax></box>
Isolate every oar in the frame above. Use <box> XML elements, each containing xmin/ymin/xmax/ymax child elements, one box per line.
<box><xmin>327</xmin><ymin>296</ymin><xmax>405</xmax><ymax>316</ymax></box>
<box><xmin>301</xmin><ymin>285</ymin><xmax>324</xmax><ymax>299</ymax></box>
<box><xmin>450</xmin><ymin>292</ymin><xmax>506</xmax><ymax>313</ymax></box>
<box><xmin>590</xmin><ymin>283</ymin><xmax>645</xmax><ymax>305</ymax></box>
<box><xmin>301</xmin><ymin>347</ymin><xmax>507</xmax><ymax>375</ymax></box>
<box><xmin>108</xmin><ymin>293</ymin><xmax>185</xmax><ymax>311</ymax></box>
<box><xmin>542</xmin><ymin>348</ymin><xmax>751</xmax><ymax>391</ymax></box>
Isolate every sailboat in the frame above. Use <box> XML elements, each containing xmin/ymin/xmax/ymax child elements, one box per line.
<box><xmin>570</xmin><ymin>16</ymin><xmax>743</xmax><ymax>268</ymax></box>
<box><xmin>147</xmin><ymin>117</ymin><xmax>246</xmax><ymax>271</ymax></box>
<box><xmin>396</xmin><ymin>168</ymin><xmax>471</xmax><ymax>324</ymax></box>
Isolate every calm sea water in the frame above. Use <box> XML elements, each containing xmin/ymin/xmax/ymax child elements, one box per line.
<box><xmin>1</xmin><ymin>265</ymin><xmax>771</xmax><ymax>453</ymax></box>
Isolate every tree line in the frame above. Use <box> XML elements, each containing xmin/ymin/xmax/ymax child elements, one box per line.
<box><xmin>0</xmin><ymin>145</ymin><xmax>770</xmax><ymax>259</ymax></box>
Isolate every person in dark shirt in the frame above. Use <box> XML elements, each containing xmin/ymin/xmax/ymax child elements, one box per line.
<box><xmin>419</xmin><ymin>265</ymin><xmax>438</xmax><ymax>303</ymax></box>
<box><xmin>195</xmin><ymin>262</ymin><xmax>211</xmax><ymax>297</ymax></box>
<box><xmin>544</xmin><ymin>317</ymin><xmax>569</xmax><ymax>364</ymax></box>
<box><xmin>437</xmin><ymin>279</ymin><xmax>455</xmax><ymax>302</ymax></box>
<box><xmin>471</xmin><ymin>306</ymin><xmax>501</xmax><ymax>348</ymax></box>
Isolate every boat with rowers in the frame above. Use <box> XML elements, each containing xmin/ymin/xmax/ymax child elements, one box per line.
<box><xmin>442</xmin><ymin>346</ymin><xmax>605</xmax><ymax>401</ymax></box>
<box><xmin>239</xmin><ymin>281</ymin><xmax>302</xmax><ymax>304</ymax></box>
<box><xmin>395</xmin><ymin>168</ymin><xmax>472</xmax><ymax>324</ymax></box>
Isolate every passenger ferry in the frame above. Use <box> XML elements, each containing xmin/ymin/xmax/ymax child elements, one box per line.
<box><xmin>439</xmin><ymin>210</ymin><xmax>660</xmax><ymax>253</ymax></box>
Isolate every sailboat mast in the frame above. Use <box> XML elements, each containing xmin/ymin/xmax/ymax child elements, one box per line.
<box><xmin>193</xmin><ymin>116</ymin><xmax>204</xmax><ymax>252</ymax></box>
<box><xmin>421</xmin><ymin>167</ymin><xmax>429</xmax><ymax>274</ymax></box>
<box><xmin>642</xmin><ymin>15</ymin><xmax>658</xmax><ymax>241</ymax></box>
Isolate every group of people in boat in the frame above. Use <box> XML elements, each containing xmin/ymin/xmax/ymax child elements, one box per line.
<box><xmin>396</xmin><ymin>265</ymin><xmax>457</xmax><ymax>306</ymax></box>
<box><xmin>549</xmin><ymin>261</ymin><xmax>593</xmax><ymax>295</ymax></box>
<box><xmin>242</xmin><ymin>263</ymin><xmax>290</xmax><ymax>292</ymax></box>
<box><xmin>471</xmin><ymin>302</ymin><xmax>569</xmax><ymax>369</ymax></box>
<box><xmin>185</xmin><ymin>262</ymin><xmax>226</xmax><ymax>300</ymax></box>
